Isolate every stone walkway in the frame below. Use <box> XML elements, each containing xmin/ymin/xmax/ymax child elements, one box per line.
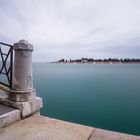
<box><xmin>0</xmin><ymin>114</ymin><xmax>140</xmax><ymax>140</ymax></box>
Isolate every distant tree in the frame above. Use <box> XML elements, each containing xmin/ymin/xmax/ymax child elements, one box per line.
<box><xmin>58</xmin><ymin>59</ymin><xmax>65</xmax><ymax>63</ymax></box>
<box><xmin>88</xmin><ymin>58</ymin><xmax>94</xmax><ymax>62</ymax></box>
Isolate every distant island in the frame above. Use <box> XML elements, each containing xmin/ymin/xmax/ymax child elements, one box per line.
<box><xmin>54</xmin><ymin>58</ymin><xmax>140</xmax><ymax>64</ymax></box>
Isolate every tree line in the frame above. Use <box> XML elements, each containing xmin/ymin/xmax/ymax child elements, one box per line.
<box><xmin>57</xmin><ymin>58</ymin><xmax>140</xmax><ymax>63</ymax></box>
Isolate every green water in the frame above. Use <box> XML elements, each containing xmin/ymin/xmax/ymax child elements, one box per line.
<box><xmin>33</xmin><ymin>63</ymin><xmax>140</xmax><ymax>136</ymax></box>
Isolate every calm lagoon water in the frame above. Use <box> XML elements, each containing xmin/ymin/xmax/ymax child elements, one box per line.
<box><xmin>33</xmin><ymin>63</ymin><xmax>140</xmax><ymax>136</ymax></box>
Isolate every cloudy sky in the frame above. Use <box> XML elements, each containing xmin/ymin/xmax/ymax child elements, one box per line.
<box><xmin>0</xmin><ymin>0</ymin><xmax>140</xmax><ymax>61</ymax></box>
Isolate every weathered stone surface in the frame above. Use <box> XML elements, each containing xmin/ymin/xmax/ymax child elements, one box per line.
<box><xmin>89</xmin><ymin>128</ymin><xmax>140</xmax><ymax>140</ymax></box>
<box><xmin>0</xmin><ymin>90</ymin><xmax>8</xmax><ymax>101</ymax></box>
<box><xmin>14</xmin><ymin>40</ymin><xmax>33</xmax><ymax>51</ymax></box>
<box><xmin>0</xmin><ymin>96</ymin><xmax>42</xmax><ymax>118</ymax></box>
<box><xmin>0</xmin><ymin>114</ymin><xmax>93</xmax><ymax>140</ymax></box>
<box><xmin>12</xmin><ymin>40</ymin><xmax>33</xmax><ymax>91</ymax></box>
<box><xmin>0</xmin><ymin>105</ymin><xmax>21</xmax><ymax>128</ymax></box>
<box><xmin>21</xmin><ymin>97</ymin><xmax>43</xmax><ymax>117</ymax></box>
<box><xmin>0</xmin><ymin>114</ymin><xmax>140</xmax><ymax>140</ymax></box>
<box><xmin>9</xmin><ymin>90</ymin><xmax>36</xmax><ymax>102</ymax></box>
<box><xmin>0</xmin><ymin>104</ymin><xmax>15</xmax><ymax>115</ymax></box>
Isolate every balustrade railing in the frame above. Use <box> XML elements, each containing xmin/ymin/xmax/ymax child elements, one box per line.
<box><xmin>0</xmin><ymin>42</ymin><xmax>13</xmax><ymax>88</ymax></box>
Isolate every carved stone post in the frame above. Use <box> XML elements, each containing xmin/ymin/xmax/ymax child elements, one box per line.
<box><xmin>10</xmin><ymin>40</ymin><xmax>36</xmax><ymax>102</ymax></box>
<box><xmin>8</xmin><ymin>40</ymin><xmax>42</xmax><ymax>117</ymax></box>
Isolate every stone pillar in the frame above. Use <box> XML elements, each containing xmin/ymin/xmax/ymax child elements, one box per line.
<box><xmin>10</xmin><ymin>40</ymin><xmax>36</xmax><ymax>102</ymax></box>
<box><xmin>3</xmin><ymin>39</ymin><xmax>42</xmax><ymax>118</ymax></box>
<box><xmin>13</xmin><ymin>40</ymin><xmax>33</xmax><ymax>90</ymax></box>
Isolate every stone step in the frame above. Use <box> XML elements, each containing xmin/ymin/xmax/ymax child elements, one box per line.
<box><xmin>0</xmin><ymin>104</ymin><xmax>21</xmax><ymax>128</ymax></box>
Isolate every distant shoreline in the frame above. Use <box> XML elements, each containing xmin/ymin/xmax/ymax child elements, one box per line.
<box><xmin>53</xmin><ymin>62</ymin><xmax>140</xmax><ymax>64</ymax></box>
<box><xmin>54</xmin><ymin>58</ymin><xmax>140</xmax><ymax>64</ymax></box>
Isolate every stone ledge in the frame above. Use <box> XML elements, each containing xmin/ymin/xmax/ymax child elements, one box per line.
<box><xmin>0</xmin><ymin>94</ymin><xmax>43</xmax><ymax>118</ymax></box>
<box><xmin>0</xmin><ymin>109</ymin><xmax>21</xmax><ymax>128</ymax></box>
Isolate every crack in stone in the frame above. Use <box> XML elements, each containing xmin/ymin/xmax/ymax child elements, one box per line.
<box><xmin>87</xmin><ymin>128</ymin><xmax>96</xmax><ymax>140</ymax></box>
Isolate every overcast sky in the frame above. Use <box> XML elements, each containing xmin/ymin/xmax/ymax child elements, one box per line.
<box><xmin>0</xmin><ymin>0</ymin><xmax>140</xmax><ymax>61</ymax></box>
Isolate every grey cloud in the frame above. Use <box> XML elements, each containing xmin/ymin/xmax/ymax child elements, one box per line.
<box><xmin>0</xmin><ymin>0</ymin><xmax>140</xmax><ymax>61</ymax></box>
